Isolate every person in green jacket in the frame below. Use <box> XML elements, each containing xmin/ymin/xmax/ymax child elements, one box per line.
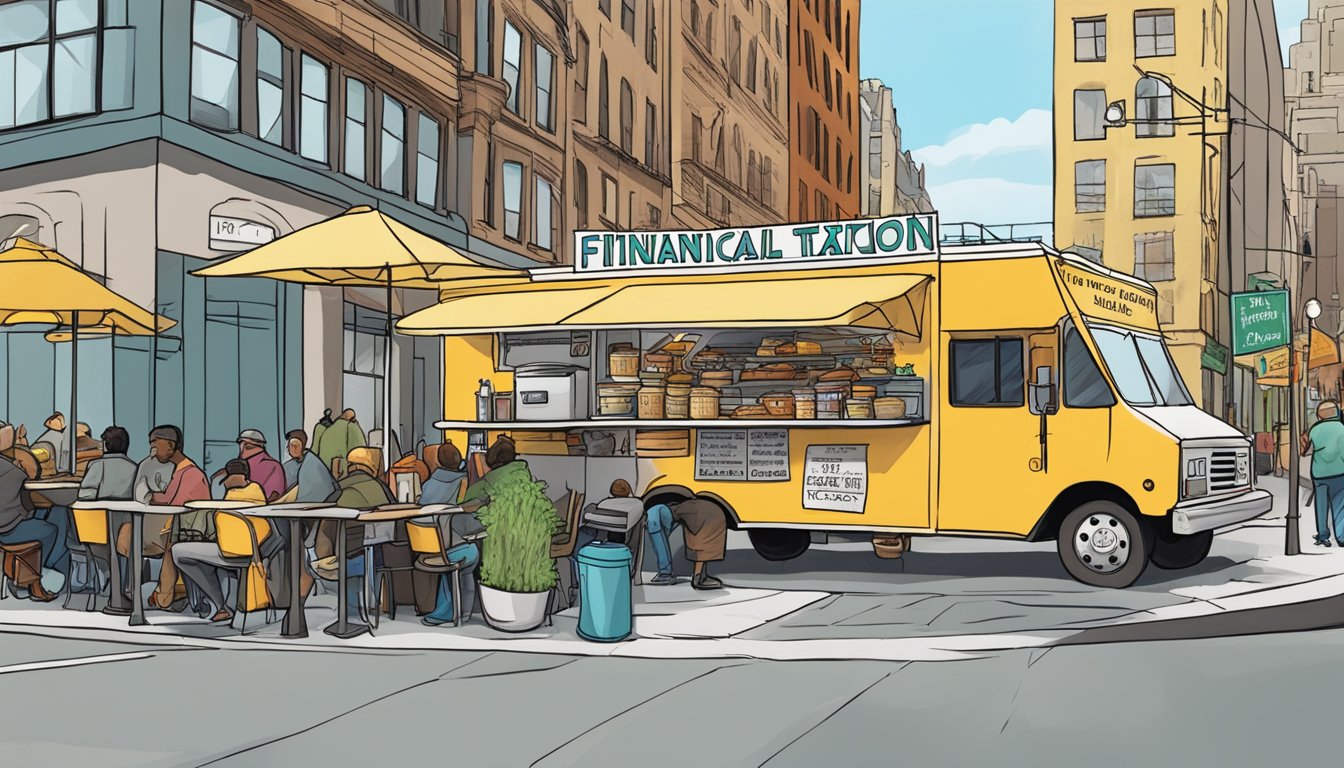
<box><xmin>463</xmin><ymin>436</ymin><xmax>536</xmax><ymax>505</ymax></box>
<box><xmin>327</xmin><ymin>447</ymin><xmax>391</xmax><ymax>617</ymax></box>
<box><xmin>313</xmin><ymin>408</ymin><xmax>366</xmax><ymax>478</ymax></box>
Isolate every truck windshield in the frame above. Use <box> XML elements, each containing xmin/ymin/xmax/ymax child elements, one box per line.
<box><xmin>1089</xmin><ymin>325</ymin><xmax>1194</xmax><ymax>407</ymax></box>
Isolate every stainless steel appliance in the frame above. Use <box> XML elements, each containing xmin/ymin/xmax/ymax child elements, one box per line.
<box><xmin>514</xmin><ymin>364</ymin><xmax>590</xmax><ymax>421</ymax></box>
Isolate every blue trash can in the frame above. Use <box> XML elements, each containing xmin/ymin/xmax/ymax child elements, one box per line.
<box><xmin>577</xmin><ymin>542</ymin><xmax>633</xmax><ymax>642</ymax></box>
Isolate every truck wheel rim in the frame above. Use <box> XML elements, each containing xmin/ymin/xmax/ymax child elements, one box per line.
<box><xmin>1073</xmin><ymin>513</ymin><xmax>1131</xmax><ymax>574</ymax></box>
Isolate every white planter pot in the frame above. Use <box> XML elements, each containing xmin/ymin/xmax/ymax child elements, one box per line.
<box><xmin>478</xmin><ymin>584</ymin><xmax>550</xmax><ymax>633</ymax></box>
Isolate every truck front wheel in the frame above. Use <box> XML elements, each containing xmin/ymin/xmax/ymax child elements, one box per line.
<box><xmin>1150</xmin><ymin>528</ymin><xmax>1213</xmax><ymax>570</ymax></box>
<box><xmin>1057</xmin><ymin>501</ymin><xmax>1152</xmax><ymax>588</ymax></box>
<box><xmin>748</xmin><ymin>529</ymin><xmax>811</xmax><ymax>561</ymax></box>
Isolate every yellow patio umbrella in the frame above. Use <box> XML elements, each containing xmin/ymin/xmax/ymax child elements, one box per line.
<box><xmin>0</xmin><ymin>238</ymin><xmax>175</xmax><ymax>468</ymax></box>
<box><xmin>191</xmin><ymin>205</ymin><xmax>526</xmax><ymax>467</ymax></box>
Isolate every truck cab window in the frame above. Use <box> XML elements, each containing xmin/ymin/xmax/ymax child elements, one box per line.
<box><xmin>950</xmin><ymin>337</ymin><xmax>1024</xmax><ymax>406</ymax></box>
<box><xmin>1063</xmin><ymin>326</ymin><xmax>1116</xmax><ymax>407</ymax></box>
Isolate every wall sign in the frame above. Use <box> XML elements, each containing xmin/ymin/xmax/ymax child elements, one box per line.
<box><xmin>1230</xmin><ymin>290</ymin><xmax>1290</xmax><ymax>356</ymax></box>
<box><xmin>802</xmin><ymin>445</ymin><xmax>868</xmax><ymax>513</ymax></box>
<box><xmin>575</xmin><ymin>213</ymin><xmax>939</xmax><ymax>274</ymax></box>
<box><xmin>209</xmin><ymin>215</ymin><xmax>277</xmax><ymax>250</ymax></box>
<box><xmin>695</xmin><ymin>429</ymin><xmax>792</xmax><ymax>482</ymax></box>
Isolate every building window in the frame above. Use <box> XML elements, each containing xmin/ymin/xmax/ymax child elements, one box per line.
<box><xmin>533</xmin><ymin>175</ymin><xmax>553</xmax><ymax>250</ymax></box>
<box><xmin>574</xmin><ymin>159</ymin><xmax>589</xmax><ymax>228</ymax></box>
<box><xmin>299</xmin><ymin>54</ymin><xmax>328</xmax><ymax>162</ymax></box>
<box><xmin>574</xmin><ymin>29</ymin><xmax>588</xmax><ymax>124</ymax></box>
<box><xmin>255</xmin><ymin>27</ymin><xmax>285</xmax><ymax>145</ymax></box>
<box><xmin>1134</xmin><ymin>232</ymin><xmax>1175</xmax><ymax>281</ymax></box>
<box><xmin>690</xmin><ymin>1</ymin><xmax>700</xmax><ymax>36</ymax></box>
<box><xmin>1074</xmin><ymin>159</ymin><xmax>1105</xmax><ymax>212</ymax></box>
<box><xmin>501</xmin><ymin>160</ymin><xmax>522</xmax><ymax>240</ymax></box>
<box><xmin>597</xmin><ymin>54</ymin><xmax>609</xmax><ymax>139</ymax></box>
<box><xmin>599</xmin><ymin>0</ymin><xmax>610</xmax><ymax>19</ymax></box>
<box><xmin>535</xmin><ymin>43</ymin><xmax>554</xmax><ymax>132</ymax></box>
<box><xmin>868</xmin><ymin>136</ymin><xmax>882</xmax><ymax>176</ymax></box>
<box><xmin>691</xmin><ymin>113</ymin><xmax>703</xmax><ymax>163</ymax></box>
<box><xmin>621</xmin><ymin>0</ymin><xmax>635</xmax><ymax>40</ymax></box>
<box><xmin>645</xmin><ymin>99</ymin><xmax>656</xmax><ymax>169</ymax></box>
<box><xmin>1063</xmin><ymin>325</ymin><xmax>1115</xmax><ymax>407</ymax></box>
<box><xmin>1074</xmin><ymin>16</ymin><xmax>1106</xmax><ymax>61</ymax></box>
<box><xmin>1135</xmin><ymin>77</ymin><xmax>1174</xmax><ymax>137</ymax></box>
<box><xmin>482</xmin><ymin>139</ymin><xmax>494</xmax><ymax>225</ymax></box>
<box><xmin>1307</xmin><ymin>71</ymin><xmax>1315</xmax><ymax>93</ymax></box>
<box><xmin>474</xmin><ymin>0</ymin><xmax>493</xmax><ymax>74</ymax></box>
<box><xmin>1073</xmin><ymin>89</ymin><xmax>1106</xmax><ymax>140</ymax></box>
<box><xmin>731</xmin><ymin>125</ymin><xmax>742</xmax><ymax>185</ymax></box>
<box><xmin>380</xmin><ymin>94</ymin><xmax>406</xmax><ymax>195</ymax></box>
<box><xmin>190</xmin><ymin>0</ymin><xmax>240</xmax><ymax>130</ymax></box>
<box><xmin>648</xmin><ymin>203</ymin><xmax>662</xmax><ymax>228</ymax></box>
<box><xmin>343</xmin><ymin>301</ymin><xmax>388</xmax><ymax>431</ymax></box>
<box><xmin>646</xmin><ymin>1</ymin><xmax>658</xmax><ymax>69</ymax></box>
<box><xmin>746</xmin><ymin>38</ymin><xmax>757</xmax><ymax>92</ymax></box>
<box><xmin>2</xmin><ymin>0</ymin><xmax>121</xmax><ymax>129</ymax></box>
<box><xmin>763</xmin><ymin>155</ymin><xmax>773</xmax><ymax>207</ymax></box>
<box><xmin>343</xmin><ymin>78</ymin><xmax>368</xmax><ymax>181</ymax></box>
<box><xmin>730</xmin><ymin>16</ymin><xmax>742</xmax><ymax>84</ymax></box>
<box><xmin>950</xmin><ymin>338</ymin><xmax>1025</xmax><ymax>407</ymax></box>
<box><xmin>746</xmin><ymin>149</ymin><xmax>758</xmax><ymax>197</ymax></box>
<box><xmin>415</xmin><ymin>113</ymin><xmax>439</xmax><ymax>208</ymax></box>
<box><xmin>502</xmin><ymin>21</ymin><xmax>521</xmax><ymax>115</ymax></box>
<box><xmin>822</xmin><ymin>53</ymin><xmax>832</xmax><ymax>107</ymax></box>
<box><xmin>619</xmin><ymin>78</ymin><xmax>633</xmax><ymax>154</ymax></box>
<box><xmin>601</xmin><ymin>173</ymin><xmax>617</xmax><ymax>223</ymax></box>
<box><xmin>1135</xmin><ymin>10</ymin><xmax>1175</xmax><ymax>57</ymax></box>
<box><xmin>1134</xmin><ymin>163</ymin><xmax>1175</xmax><ymax>217</ymax></box>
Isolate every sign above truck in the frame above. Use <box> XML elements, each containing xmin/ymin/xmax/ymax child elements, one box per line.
<box><xmin>574</xmin><ymin>213</ymin><xmax>939</xmax><ymax>274</ymax></box>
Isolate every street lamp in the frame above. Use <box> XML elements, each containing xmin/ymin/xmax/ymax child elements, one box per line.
<box><xmin>1287</xmin><ymin>298</ymin><xmax>1323</xmax><ymax>557</ymax></box>
<box><xmin>1307</xmin><ymin>298</ymin><xmax>1323</xmax><ymax>322</ymax></box>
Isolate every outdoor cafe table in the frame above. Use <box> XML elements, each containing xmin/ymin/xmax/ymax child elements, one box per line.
<box><xmin>238</xmin><ymin>501</ymin><xmax>479</xmax><ymax>640</ymax></box>
<box><xmin>70</xmin><ymin>499</ymin><xmax>190</xmax><ymax>626</ymax></box>
<box><xmin>23</xmin><ymin>478</ymin><xmax>82</xmax><ymax>508</ymax></box>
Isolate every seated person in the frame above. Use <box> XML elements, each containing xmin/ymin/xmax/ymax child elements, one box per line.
<box><xmin>324</xmin><ymin>448</ymin><xmax>392</xmax><ymax>617</ymax></box>
<box><xmin>0</xmin><ymin>429</ymin><xmax>60</xmax><ymax>600</ymax></box>
<box><xmin>172</xmin><ymin>459</ymin><xmax>272</xmax><ymax>624</ymax></box>
<box><xmin>73</xmin><ymin>422</ymin><xmax>104</xmax><ymax>475</ymax></box>
<box><xmin>76</xmin><ymin>426</ymin><xmax>136</xmax><ymax>586</ymax></box>
<box><xmin>0</xmin><ymin>421</ymin><xmax>41</xmax><ymax>480</ymax></box>
<box><xmin>645</xmin><ymin>496</ymin><xmax>727</xmax><ymax>590</ymax></box>
<box><xmin>418</xmin><ymin>442</ymin><xmax>483</xmax><ymax>626</ymax></box>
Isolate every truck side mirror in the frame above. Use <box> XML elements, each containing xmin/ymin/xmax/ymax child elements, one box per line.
<box><xmin>1029</xmin><ymin>365</ymin><xmax>1056</xmax><ymax>416</ymax></box>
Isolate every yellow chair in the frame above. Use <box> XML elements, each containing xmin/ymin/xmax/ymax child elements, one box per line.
<box><xmin>68</xmin><ymin>508</ymin><xmax>110</xmax><ymax>611</ymax></box>
<box><xmin>215</xmin><ymin>511</ymin><xmax>275</xmax><ymax>634</ymax></box>
<box><xmin>406</xmin><ymin>518</ymin><xmax>468</xmax><ymax>627</ymax></box>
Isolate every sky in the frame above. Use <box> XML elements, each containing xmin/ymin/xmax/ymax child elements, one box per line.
<box><xmin>859</xmin><ymin>0</ymin><xmax>1307</xmax><ymax>227</ymax></box>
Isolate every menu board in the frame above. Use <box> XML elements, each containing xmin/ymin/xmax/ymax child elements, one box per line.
<box><xmin>802</xmin><ymin>445</ymin><xmax>868</xmax><ymax>513</ymax></box>
<box><xmin>695</xmin><ymin>429</ymin><xmax>791</xmax><ymax>482</ymax></box>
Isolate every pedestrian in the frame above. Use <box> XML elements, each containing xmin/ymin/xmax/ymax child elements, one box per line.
<box><xmin>1301</xmin><ymin>400</ymin><xmax>1344</xmax><ymax>547</ymax></box>
<box><xmin>645</xmin><ymin>496</ymin><xmax>728</xmax><ymax>590</ymax></box>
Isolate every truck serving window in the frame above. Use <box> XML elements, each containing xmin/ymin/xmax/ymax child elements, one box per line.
<box><xmin>950</xmin><ymin>337</ymin><xmax>1024</xmax><ymax>407</ymax></box>
<box><xmin>1063</xmin><ymin>326</ymin><xmax>1116</xmax><ymax>408</ymax></box>
<box><xmin>1090</xmin><ymin>326</ymin><xmax>1193</xmax><ymax>407</ymax></box>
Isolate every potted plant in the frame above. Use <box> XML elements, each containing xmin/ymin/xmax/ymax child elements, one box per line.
<box><xmin>475</xmin><ymin>472</ymin><xmax>561</xmax><ymax>632</ymax></box>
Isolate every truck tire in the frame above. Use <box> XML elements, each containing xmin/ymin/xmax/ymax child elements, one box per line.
<box><xmin>748</xmin><ymin>529</ymin><xmax>811</xmax><ymax>561</ymax></box>
<box><xmin>1150</xmin><ymin>528</ymin><xmax>1213</xmax><ymax>570</ymax></box>
<box><xmin>1057</xmin><ymin>500</ymin><xmax>1151</xmax><ymax>588</ymax></box>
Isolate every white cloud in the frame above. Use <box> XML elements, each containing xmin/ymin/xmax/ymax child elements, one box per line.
<box><xmin>912</xmin><ymin>109</ymin><xmax>1052</xmax><ymax>169</ymax></box>
<box><xmin>927</xmin><ymin>178</ymin><xmax>1053</xmax><ymax>229</ymax></box>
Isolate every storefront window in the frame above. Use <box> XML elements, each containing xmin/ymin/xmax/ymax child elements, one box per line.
<box><xmin>380</xmin><ymin>93</ymin><xmax>406</xmax><ymax>195</ymax></box>
<box><xmin>255</xmin><ymin>27</ymin><xmax>284</xmax><ymax>145</ymax></box>
<box><xmin>343</xmin><ymin>78</ymin><xmax>368</xmax><ymax>181</ymax></box>
<box><xmin>416</xmin><ymin>113</ymin><xmax>439</xmax><ymax>208</ymax></box>
<box><xmin>190</xmin><ymin>0</ymin><xmax>240</xmax><ymax>130</ymax></box>
<box><xmin>343</xmin><ymin>302</ymin><xmax>388</xmax><ymax>432</ymax></box>
<box><xmin>299</xmin><ymin>54</ymin><xmax>328</xmax><ymax>162</ymax></box>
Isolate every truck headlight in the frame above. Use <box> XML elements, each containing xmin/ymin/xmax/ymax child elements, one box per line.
<box><xmin>1235</xmin><ymin>450</ymin><xmax>1250</xmax><ymax>486</ymax></box>
<box><xmin>1183</xmin><ymin>456</ymin><xmax>1208</xmax><ymax>498</ymax></box>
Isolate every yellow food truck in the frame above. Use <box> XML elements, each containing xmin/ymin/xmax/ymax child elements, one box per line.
<box><xmin>398</xmin><ymin>213</ymin><xmax>1271</xmax><ymax>588</ymax></box>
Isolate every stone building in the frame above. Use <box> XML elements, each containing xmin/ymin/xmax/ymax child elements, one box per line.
<box><xmin>858</xmin><ymin>78</ymin><xmax>932</xmax><ymax>217</ymax></box>
<box><xmin>788</xmin><ymin>0</ymin><xmax>860</xmax><ymax>221</ymax></box>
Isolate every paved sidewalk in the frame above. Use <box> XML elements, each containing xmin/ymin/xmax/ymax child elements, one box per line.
<box><xmin>2</xmin><ymin>475</ymin><xmax>1340</xmax><ymax>661</ymax></box>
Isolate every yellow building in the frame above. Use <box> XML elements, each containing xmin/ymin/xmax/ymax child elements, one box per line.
<box><xmin>1055</xmin><ymin>0</ymin><xmax>1293</xmax><ymax>430</ymax></box>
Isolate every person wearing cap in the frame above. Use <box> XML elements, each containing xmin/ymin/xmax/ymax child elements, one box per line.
<box><xmin>234</xmin><ymin>429</ymin><xmax>286</xmax><ymax>502</ymax></box>
<box><xmin>116</xmin><ymin>425</ymin><xmax>210</xmax><ymax>611</ymax></box>
<box><xmin>174</xmin><ymin>459</ymin><xmax>272</xmax><ymax>623</ymax></box>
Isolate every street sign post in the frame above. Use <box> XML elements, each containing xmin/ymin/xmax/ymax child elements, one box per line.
<box><xmin>1230</xmin><ymin>290</ymin><xmax>1291</xmax><ymax>356</ymax></box>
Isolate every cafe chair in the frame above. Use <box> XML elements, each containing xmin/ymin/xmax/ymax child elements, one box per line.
<box><xmin>548</xmin><ymin>490</ymin><xmax>585</xmax><ymax>621</ymax></box>
<box><xmin>405</xmin><ymin>518</ymin><xmax>469</xmax><ymax>628</ymax></box>
<box><xmin>215</xmin><ymin>510</ymin><xmax>276</xmax><ymax>635</ymax></box>
<box><xmin>67</xmin><ymin>508</ymin><xmax>111</xmax><ymax>611</ymax></box>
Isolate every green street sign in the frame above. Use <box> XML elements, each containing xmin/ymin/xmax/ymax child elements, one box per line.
<box><xmin>1200</xmin><ymin>339</ymin><xmax>1229</xmax><ymax>374</ymax></box>
<box><xmin>1230</xmin><ymin>290</ymin><xmax>1290</xmax><ymax>356</ymax></box>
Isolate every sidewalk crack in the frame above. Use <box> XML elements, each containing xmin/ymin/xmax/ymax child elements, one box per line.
<box><xmin>757</xmin><ymin>665</ymin><xmax>907</xmax><ymax>766</ymax></box>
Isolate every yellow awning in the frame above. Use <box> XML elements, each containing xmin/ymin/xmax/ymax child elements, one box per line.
<box><xmin>191</xmin><ymin>205</ymin><xmax>525</xmax><ymax>288</ymax></box>
<box><xmin>398</xmin><ymin>273</ymin><xmax>931</xmax><ymax>337</ymax></box>
<box><xmin>0</xmin><ymin>238</ymin><xmax>174</xmax><ymax>335</ymax></box>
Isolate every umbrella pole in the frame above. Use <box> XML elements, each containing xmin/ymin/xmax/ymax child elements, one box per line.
<box><xmin>383</xmin><ymin>266</ymin><xmax>393</xmax><ymax>472</ymax></box>
<box><xmin>69</xmin><ymin>311</ymin><xmax>78</xmax><ymax>476</ymax></box>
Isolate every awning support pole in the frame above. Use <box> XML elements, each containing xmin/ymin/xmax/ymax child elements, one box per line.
<box><xmin>383</xmin><ymin>266</ymin><xmax>393</xmax><ymax>472</ymax></box>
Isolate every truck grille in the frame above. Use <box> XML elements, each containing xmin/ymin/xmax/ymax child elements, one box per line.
<box><xmin>1209</xmin><ymin>450</ymin><xmax>1240</xmax><ymax>491</ymax></box>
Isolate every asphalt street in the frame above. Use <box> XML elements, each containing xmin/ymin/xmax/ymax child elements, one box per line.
<box><xmin>1</xmin><ymin>626</ymin><xmax>1342</xmax><ymax>767</ymax></box>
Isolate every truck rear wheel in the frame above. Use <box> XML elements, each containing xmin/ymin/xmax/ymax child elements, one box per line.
<box><xmin>1150</xmin><ymin>528</ymin><xmax>1213</xmax><ymax>570</ymax></box>
<box><xmin>748</xmin><ymin>529</ymin><xmax>811</xmax><ymax>561</ymax></box>
<box><xmin>1057</xmin><ymin>501</ymin><xmax>1151</xmax><ymax>589</ymax></box>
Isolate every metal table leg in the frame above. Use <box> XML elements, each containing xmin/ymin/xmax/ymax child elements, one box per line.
<box><xmin>323</xmin><ymin>519</ymin><xmax>368</xmax><ymax>639</ymax></box>
<box><xmin>281</xmin><ymin>519</ymin><xmax>307</xmax><ymax>638</ymax></box>
<box><xmin>128</xmin><ymin>513</ymin><xmax>145</xmax><ymax>626</ymax></box>
<box><xmin>102</xmin><ymin>510</ymin><xmax>129</xmax><ymax>616</ymax></box>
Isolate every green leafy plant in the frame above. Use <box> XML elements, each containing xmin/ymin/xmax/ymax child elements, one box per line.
<box><xmin>476</xmin><ymin>473</ymin><xmax>561</xmax><ymax>593</ymax></box>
